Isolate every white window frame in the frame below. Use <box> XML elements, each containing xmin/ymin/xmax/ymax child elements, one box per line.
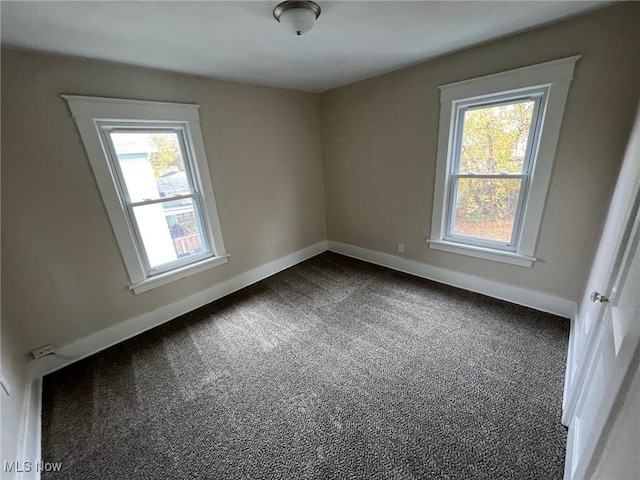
<box><xmin>428</xmin><ymin>56</ymin><xmax>580</xmax><ymax>267</ymax></box>
<box><xmin>444</xmin><ymin>89</ymin><xmax>547</xmax><ymax>252</ymax></box>
<box><xmin>64</xmin><ymin>96</ymin><xmax>228</xmax><ymax>293</ymax></box>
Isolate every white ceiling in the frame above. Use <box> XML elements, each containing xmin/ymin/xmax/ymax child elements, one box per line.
<box><xmin>1</xmin><ymin>1</ymin><xmax>608</xmax><ymax>93</ymax></box>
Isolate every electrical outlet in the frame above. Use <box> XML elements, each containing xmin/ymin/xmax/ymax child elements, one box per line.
<box><xmin>31</xmin><ymin>344</ymin><xmax>55</xmax><ymax>360</ymax></box>
<box><xmin>398</xmin><ymin>243</ymin><xmax>405</xmax><ymax>254</ymax></box>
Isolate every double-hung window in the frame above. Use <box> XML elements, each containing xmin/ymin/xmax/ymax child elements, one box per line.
<box><xmin>65</xmin><ymin>96</ymin><xmax>227</xmax><ymax>293</ymax></box>
<box><xmin>446</xmin><ymin>90</ymin><xmax>545</xmax><ymax>249</ymax></box>
<box><xmin>429</xmin><ymin>56</ymin><xmax>580</xmax><ymax>267</ymax></box>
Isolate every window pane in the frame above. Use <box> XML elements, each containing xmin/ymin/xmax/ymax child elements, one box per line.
<box><xmin>132</xmin><ymin>198</ymin><xmax>207</xmax><ymax>269</ymax></box>
<box><xmin>109</xmin><ymin>131</ymin><xmax>191</xmax><ymax>202</ymax></box>
<box><xmin>451</xmin><ymin>177</ymin><xmax>522</xmax><ymax>243</ymax></box>
<box><xmin>458</xmin><ymin>101</ymin><xmax>534</xmax><ymax>174</ymax></box>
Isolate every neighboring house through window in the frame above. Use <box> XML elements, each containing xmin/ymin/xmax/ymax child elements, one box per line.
<box><xmin>429</xmin><ymin>56</ymin><xmax>580</xmax><ymax>267</ymax></box>
<box><xmin>65</xmin><ymin>96</ymin><xmax>227</xmax><ymax>293</ymax></box>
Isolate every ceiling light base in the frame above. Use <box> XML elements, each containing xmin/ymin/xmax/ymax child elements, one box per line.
<box><xmin>273</xmin><ymin>1</ymin><xmax>321</xmax><ymax>36</ymax></box>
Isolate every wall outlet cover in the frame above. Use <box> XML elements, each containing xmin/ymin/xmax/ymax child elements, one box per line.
<box><xmin>31</xmin><ymin>344</ymin><xmax>55</xmax><ymax>360</ymax></box>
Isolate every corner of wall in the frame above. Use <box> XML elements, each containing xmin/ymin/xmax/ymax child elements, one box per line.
<box><xmin>1</xmin><ymin>321</ymin><xmax>41</xmax><ymax>479</ymax></box>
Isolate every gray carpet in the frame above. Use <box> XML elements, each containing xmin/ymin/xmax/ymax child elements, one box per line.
<box><xmin>41</xmin><ymin>252</ymin><xmax>569</xmax><ymax>479</ymax></box>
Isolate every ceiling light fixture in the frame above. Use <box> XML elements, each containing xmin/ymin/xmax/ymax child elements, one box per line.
<box><xmin>273</xmin><ymin>1</ymin><xmax>321</xmax><ymax>36</ymax></box>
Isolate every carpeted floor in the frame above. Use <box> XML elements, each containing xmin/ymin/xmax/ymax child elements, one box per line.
<box><xmin>42</xmin><ymin>252</ymin><xmax>569</xmax><ymax>479</ymax></box>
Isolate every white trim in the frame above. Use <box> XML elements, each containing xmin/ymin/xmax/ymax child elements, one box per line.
<box><xmin>439</xmin><ymin>55</ymin><xmax>581</xmax><ymax>103</ymax></box>
<box><xmin>63</xmin><ymin>95</ymin><xmax>226</xmax><ymax>293</ymax></box>
<box><xmin>518</xmin><ymin>77</ymin><xmax>572</xmax><ymax>256</ymax></box>
<box><xmin>19</xmin><ymin>378</ymin><xmax>42</xmax><ymax>480</ymax></box>
<box><xmin>328</xmin><ymin>241</ymin><xmax>575</xmax><ymax>318</ymax></box>
<box><xmin>130</xmin><ymin>254</ymin><xmax>230</xmax><ymax>294</ymax></box>
<box><xmin>62</xmin><ymin>95</ymin><xmax>201</xmax><ymax>122</ymax></box>
<box><xmin>430</xmin><ymin>56</ymin><xmax>580</xmax><ymax>264</ymax></box>
<box><xmin>427</xmin><ymin>239</ymin><xmax>535</xmax><ymax>267</ymax></box>
<box><xmin>562</xmin><ymin>304</ymin><xmax>579</xmax><ymax>427</ymax></box>
<box><xmin>29</xmin><ymin>241</ymin><xmax>328</xmax><ymax>379</ymax></box>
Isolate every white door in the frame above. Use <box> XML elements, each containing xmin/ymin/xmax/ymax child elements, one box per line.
<box><xmin>562</xmin><ymin>110</ymin><xmax>640</xmax><ymax>479</ymax></box>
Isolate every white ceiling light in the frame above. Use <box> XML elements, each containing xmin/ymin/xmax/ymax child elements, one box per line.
<box><xmin>273</xmin><ymin>1</ymin><xmax>321</xmax><ymax>36</ymax></box>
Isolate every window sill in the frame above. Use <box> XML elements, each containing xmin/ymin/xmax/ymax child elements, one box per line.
<box><xmin>130</xmin><ymin>254</ymin><xmax>230</xmax><ymax>294</ymax></box>
<box><xmin>427</xmin><ymin>240</ymin><xmax>536</xmax><ymax>267</ymax></box>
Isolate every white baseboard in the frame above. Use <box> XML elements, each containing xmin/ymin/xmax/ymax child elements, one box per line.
<box><xmin>562</xmin><ymin>306</ymin><xmax>579</xmax><ymax>426</ymax></box>
<box><xmin>29</xmin><ymin>241</ymin><xmax>328</xmax><ymax>379</ymax></box>
<box><xmin>328</xmin><ymin>241</ymin><xmax>576</xmax><ymax>319</ymax></box>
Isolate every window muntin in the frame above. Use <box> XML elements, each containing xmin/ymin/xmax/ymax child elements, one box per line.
<box><xmin>99</xmin><ymin>124</ymin><xmax>213</xmax><ymax>275</ymax></box>
<box><xmin>444</xmin><ymin>91</ymin><xmax>546</xmax><ymax>250</ymax></box>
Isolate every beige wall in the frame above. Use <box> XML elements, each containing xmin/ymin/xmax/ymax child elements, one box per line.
<box><xmin>320</xmin><ymin>3</ymin><xmax>640</xmax><ymax>301</ymax></box>
<box><xmin>1</xmin><ymin>49</ymin><xmax>326</xmax><ymax>351</ymax></box>
<box><xmin>1</xmin><ymin>109</ymin><xmax>32</xmax><ymax>472</ymax></box>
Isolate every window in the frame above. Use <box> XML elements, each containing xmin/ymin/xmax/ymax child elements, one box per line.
<box><xmin>65</xmin><ymin>96</ymin><xmax>227</xmax><ymax>293</ymax></box>
<box><xmin>446</xmin><ymin>92</ymin><xmax>544</xmax><ymax>248</ymax></box>
<box><xmin>429</xmin><ymin>56</ymin><xmax>580</xmax><ymax>267</ymax></box>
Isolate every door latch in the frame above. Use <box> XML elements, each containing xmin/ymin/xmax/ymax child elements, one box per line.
<box><xmin>590</xmin><ymin>291</ymin><xmax>610</xmax><ymax>303</ymax></box>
